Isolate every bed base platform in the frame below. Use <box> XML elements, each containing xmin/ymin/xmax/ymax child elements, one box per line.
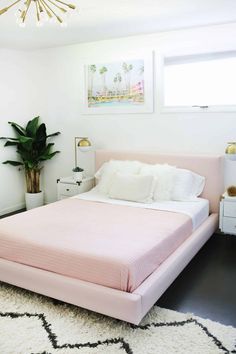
<box><xmin>0</xmin><ymin>213</ymin><xmax>218</xmax><ymax>325</ymax></box>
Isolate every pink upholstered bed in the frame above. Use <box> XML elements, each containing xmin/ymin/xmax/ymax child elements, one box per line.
<box><xmin>0</xmin><ymin>151</ymin><xmax>223</xmax><ymax>324</ymax></box>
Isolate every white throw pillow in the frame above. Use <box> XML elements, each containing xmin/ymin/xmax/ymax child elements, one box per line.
<box><xmin>95</xmin><ymin>160</ymin><xmax>143</xmax><ymax>194</ymax></box>
<box><xmin>171</xmin><ymin>168</ymin><xmax>205</xmax><ymax>201</ymax></box>
<box><xmin>94</xmin><ymin>162</ymin><xmax>108</xmax><ymax>180</ymax></box>
<box><xmin>108</xmin><ymin>173</ymin><xmax>155</xmax><ymax>203</ymax></box>
<box><xmin>140</xmin><ymin>163</ymin><xmax>176</xmax><ymax>201</ymax></box>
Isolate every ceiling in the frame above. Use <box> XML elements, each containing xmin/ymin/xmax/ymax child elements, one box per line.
<box><xmin>0</xmin><ymin>0</ymin><xmax>236</xmax><ymax>50</ymax></box>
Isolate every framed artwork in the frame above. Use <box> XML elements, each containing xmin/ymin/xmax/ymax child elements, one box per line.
<box><xmin>83</xmin><ymin>52</ymin><xmax>153</xmax><ymax>114</ymax></box>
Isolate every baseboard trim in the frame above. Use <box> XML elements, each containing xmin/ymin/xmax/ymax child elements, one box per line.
<box><xmin>0</xmin><ymin>203</ymin><xmax>26</xmax><ymax>217</ymax></box>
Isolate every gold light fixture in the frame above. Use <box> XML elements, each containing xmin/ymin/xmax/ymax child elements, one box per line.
<box><xmin>0</xmin><ymin>0</ymin><xmax>76</xmax><ymax>27</ymax></box>
<box><xmin>225</xmin><ymin>142</ymin><xmax>236</xmax><ymax>161</ymax></box>
<box><xmin>74</xmin><ymin>137</ymin><xmax>92</xmax><ymax>168</ymax></box>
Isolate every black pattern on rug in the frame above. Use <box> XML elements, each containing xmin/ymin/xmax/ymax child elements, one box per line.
<box><xmin>0</xmin><ymin>310</ymin><xmax>234</xmax><ymax>354</ymax></box>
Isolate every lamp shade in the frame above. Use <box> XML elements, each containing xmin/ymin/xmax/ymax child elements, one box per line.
<box><xmin>78</xmin><ymin>137</ymin><xmax>92</xmax><ymax>152</ymax></box>
<box><xmin>225</xmin><ymin>142</ymin><xmax>236</xmax><ymax>160</ymax></box>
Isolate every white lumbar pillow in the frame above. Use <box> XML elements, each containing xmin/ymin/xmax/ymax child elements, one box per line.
<box><xmin>139</xmin><ymin>163</ymin><xmax>176</xmax><ymax>201</ymax></box>
<box><xmin>95</xmin><ymin>160</ymin><xmax>143</xmax><ymax>195</ymax></box>
<box><xmin>108</xmin><ymin>173</ymin><xmax>154</xmax><ymax>203</ymax></box>
<box><xmin>171</xmin><ymin>168</ymin><xmax>205</xmax><ymax>201</ymax></box>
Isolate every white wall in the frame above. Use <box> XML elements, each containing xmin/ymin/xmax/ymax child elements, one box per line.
<box><xmin>0</xmin><ymin>49</ymin><xmax>42</xmax><ymax>215</ymax></box>
<box><xmin>34</xmin><ymin>23</ymin><xmax>236</xmax><ymax>203</ymax></box>
<box><xmin>1</xmin><ymin>23</ymin><xmax>236</xmax><ymax>212</ymax></box>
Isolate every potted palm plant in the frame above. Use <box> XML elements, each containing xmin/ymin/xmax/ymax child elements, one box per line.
<box><xmin>0</xmin><ymin>116</ymin><xmax>60</xmax><ymax>210</ymax></box>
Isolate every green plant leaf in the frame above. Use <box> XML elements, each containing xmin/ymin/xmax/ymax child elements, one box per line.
<box><xmin>18</xmin><ymin>136</ymin><xmax>33</xmax><ymax>151</ymax></box>
<box><xmin>3</xmin><ymin>160</ymin><xmax>23</xmax><ymax>166</ymax></box>
<box><xmin>8</xmin><ymin>122</ymin><xmax>26</xmax><ymax>136</ymax></box>
<box><xmin>18</xmin><ymin>136</ymin><xmax>32</xmax><ymax>143</ymax></box>
<box><xmin>38</xmin><ymin>143</ymin><xmax>54</xmax><ymax>157</ymax></box>
<box><xmin>4</xmin><ymin>141</ymin><xmax>19</xmax><ymax>147</ymax></box>
<box><xmin>16</xmin><ymin>146</ymin><xmax>33</xmax><ymax>164</ymax></box>
<box><xmin>39</xmin><ymin>150</ymin><xmax>60</xmax><ymax>161</ymax></box>
<box><xmin>26</xmin><ymin>116</ymin><xmax>39</xmax><ymax>137</ymax></box>
<box><xmin>26</xmin><ymin>161</ymin><xmax>35</xmax><ymax>169</ymax></box>
<box><xmin>34</xmin><ymin>124</ymin><xmax>49</xmax><ymax>158</ymax></box>
<box><xmin>0</xmin><ymin>137</ymin><xmax>18</xmax><ymax>141</ymax></box>
<box><xmin>47</xmin><ymin>132</ymin><xmax>61</xmax><ymax>138</ymax></box>
<box><xmin>2</xmin><ymin>118</ymin><xmax>60</xmax><ymax>179</ymax></box>
<box><xmin>35</xmin><ymin>123</ymin><xmax>47</xmax><ymax>148</ymax></box>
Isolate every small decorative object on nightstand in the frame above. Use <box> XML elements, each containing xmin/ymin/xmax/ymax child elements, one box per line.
<box><xmin>220</xmin><ymin>192</ymin><xmax>236</xmax><ymax>235</ymax></box>
<box><xmin>72</xmin><ymin>166</ymin><xmax>84</xmax><ymax>182</ymax></box>
<box><xmin>57</xmin><ymin>176</ymin><xmax>94</xmax><ymax>200</ymax></box>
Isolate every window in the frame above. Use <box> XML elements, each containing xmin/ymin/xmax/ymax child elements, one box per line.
<box><xmin>162</xmin><ymin>52</ymin><xmax>236</xmax><ymax>111</ymax></box>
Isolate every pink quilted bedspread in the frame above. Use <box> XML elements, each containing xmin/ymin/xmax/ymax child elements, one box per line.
<box><xmin>0</xmin><ymin>198</ymin><xmax>192</xmax><ymax>292</ymax></box>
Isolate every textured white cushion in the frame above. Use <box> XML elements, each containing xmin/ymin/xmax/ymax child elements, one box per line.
<box><xmin>172</xmin><ymin>168</ymin><xmax>205</xmax><ymax>201</ymax></box>
<box><xmin>94</xmin><ymin>162</ymin><xmax>108</xmax><ymax>180</ymax></box>
<box><xmin>95</xmin><ymin>160</ymin><xmax>143</xmax><ymax>194</ymax></box>
<box><xmin>108</xmin><ymin>173</ymin><xmax>154</xmax><ymax>203</ymax></box>
<box><xmin>140</xmin><ymin>163</ymin><xmax>176</xmax><ymax>201</ymax></box>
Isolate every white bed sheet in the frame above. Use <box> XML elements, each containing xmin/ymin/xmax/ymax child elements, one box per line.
<box><xmin>75</xmin><ymin>189</ymin><xmax>209</xmax><ymax>231</ymax></box>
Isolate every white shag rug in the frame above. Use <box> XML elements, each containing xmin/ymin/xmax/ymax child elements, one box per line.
<box><xmin>0</xmin><ymin>282</ymin><xmax>235</xmax><ymax>354</ymax></box>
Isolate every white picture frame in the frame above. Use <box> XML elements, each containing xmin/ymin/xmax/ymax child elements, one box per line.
<box><xmin>82</xmin><ymin>52</ymin><xmax>153</xmax><ymax>114</ymax></box>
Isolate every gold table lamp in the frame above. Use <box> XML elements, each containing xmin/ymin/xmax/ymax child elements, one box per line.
<box><xmin>225</xmin><ymin>142</ymin><xmax>236</xmax><ymax>161</ymax></box>
<box><xmin>74</xmin><ymin>137</ymin><xmax>92</xmax><ymax>167</ymax></box>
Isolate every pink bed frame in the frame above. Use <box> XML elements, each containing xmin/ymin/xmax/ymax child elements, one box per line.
<box><xmin>0</xmin><ymin>151</ymin><xmax>223</xmax><ymax>324</ymax></box>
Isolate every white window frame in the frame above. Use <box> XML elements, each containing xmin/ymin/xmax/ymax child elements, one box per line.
<box><xmin>159</xmin><ymin>51</ymin><xmax>236</xmax><ymax>113</ymax></box>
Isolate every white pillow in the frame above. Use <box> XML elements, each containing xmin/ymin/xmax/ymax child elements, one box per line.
<box><xmin>95</xmin><ymin>160</ymin><xmax>143</xmax><ymax>194</ymax></box>
<box><xmin>172</xmin><ymin>168</ymin><xmax>205</xmax><ymax>201</ymax></box>
<box><xmin>140</xmin><ymin>163</ymin><xmax>176</xmax><ymax>201</ymax></box>
<box><xmin>108</xmin><ymin>173</ymin><xmax>154</xmax><ymax>203</ymax></box>
<box><xmin>94</xmin><ymin>162</ymin><xmax>108</xmax><ymax>180</ymax></box>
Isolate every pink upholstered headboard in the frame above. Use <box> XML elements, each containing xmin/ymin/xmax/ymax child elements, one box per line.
<box><xmin>95</xmin><ymin>150</ymin><xmax>224</xmax><ymax>214</ymax></box>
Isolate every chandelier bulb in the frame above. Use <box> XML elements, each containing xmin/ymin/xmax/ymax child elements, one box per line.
<box><xmin>49</xmin><ymin>16</ymin><xmax>57</xmax><ymax>23</ymax></box>
<box><xmin>60</xmin><ymin>21</ymin><xmax>67</xmax><ymax>27</ymax></box>
<box><xmin>1</xmin><ymin>0</ymin><xmax>76</xmax><ymax>26</ymax></box>
<box><xmin>40</xmin><ymin>11</ymin><xmax>48</xmax><ymax>21</ymax></box>
<box><xmin>36</xmin><ymin>20</ymin><xmax>43</xmax><ymax>27</ymax></box>
<box><xmin>19</xmin><ymin>21</ymin><xmax>26</xmax><ymax>28</ymax></box>
<box><xmin>14</xmin><ymin>9</ymin><xmax>21</xmax><ymax>18</ymax></box>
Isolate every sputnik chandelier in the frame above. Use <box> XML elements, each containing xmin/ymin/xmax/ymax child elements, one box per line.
<box><xmin>0</xmin><ymin>0</ymin><xmax>76</xmax><ymax>27</ymax></box>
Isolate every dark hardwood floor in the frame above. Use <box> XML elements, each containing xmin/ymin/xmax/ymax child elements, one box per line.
<box><xmin>1</xmin><ymin>210</ymin><xmax>236</xmax><ymax>327</ymax></box>
<box><xmin>157</xmin><ymin>233</ymin><xmax>236</xmax><ymax>327</ymax></box>
<box><xmin>0</xmin><ymin>209</ymin><xmax>26</xmax><ymax>219</ymax></box>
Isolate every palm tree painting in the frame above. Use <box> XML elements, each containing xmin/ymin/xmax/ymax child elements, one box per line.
<box><xmin>88</xmin><ymin>65</ymin><xmax>96</xmax><ymax>98</ymax></box>
<box><xmin>113</xmin><ymin>73</ymin><xmax>122</xmax><ymax>98</ymax></box>
<box><xmin>87</xmin><ymin>59</ymin><xmax>145</xmax><ymax>108</ymax></box>
<box><xmin>99</xmin><ymin>66</ymin><xmax>108</xmax><ymax>95</ymax></box>
<box><xmin>122</xmin><ymin>62</ymin><xmax>133</xmax><ymax>95</ymax></box>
